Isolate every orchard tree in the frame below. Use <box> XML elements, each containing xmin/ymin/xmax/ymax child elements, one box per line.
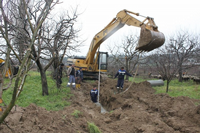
<box><xmin>169</xmin><ymin>31</ymin><xmax>200</xmax><ymax>82</ymax></box>
<box><xmin>0</xmin><ymin>0</ymin><xmax>61</xmax><ymax>124</ymax></box>
<box><xmin>30</xmin><ymin>7</ymin><xmax>81</xmax><ymax>92</ymax></box>
<box><xmin>148</xmin><ymin>45</ymin><xmax>179</xmax><ymax>93</ymax></box>
<box><xmin>39</xmin><ymin>9</ymin><xmax>81</xmax><ymax>74</ymax></box>
<box><xmin>107</xmin><ymin>34</ymin><xmax>145</xmax><ymax>80</ymax></box>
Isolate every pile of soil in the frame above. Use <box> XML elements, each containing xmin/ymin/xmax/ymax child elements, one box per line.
<box><xmin>0</xmin><ymin>78</ymin><xmax>200</xmax><ymax>133</ymax></box>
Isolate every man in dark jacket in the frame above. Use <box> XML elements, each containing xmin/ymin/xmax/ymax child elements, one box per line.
<box><xmin>90</xmin><ymin>87</ymin><xmax>98</xmax><ymax>103</ymax></box>
<box><xmin>56</xmin><ymin>63</ymin><xmax>64</xmax><ymax>88</ymax></box>
<box><xmin>115</xmin><ymin>67</ymin><xmax>132</xmax><ymax>93</ymax></box>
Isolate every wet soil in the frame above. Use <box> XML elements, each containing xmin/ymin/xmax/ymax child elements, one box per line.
<box><xmin>0</xmin><ymin>78</ymin><xmax>200</xmax><ymax>133</ymax></box>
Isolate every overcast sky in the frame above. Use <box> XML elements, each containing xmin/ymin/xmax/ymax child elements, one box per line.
<box><xmin>56</xmin><ymin>0</ymin><xmax>200</xmax><ymax>56</ymax></box>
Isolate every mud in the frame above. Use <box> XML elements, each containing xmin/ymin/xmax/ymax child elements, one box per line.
<box><xmin>0</xmin><ymin>78</ymin><xmax>200</xmax><ymax>133</ymax></box>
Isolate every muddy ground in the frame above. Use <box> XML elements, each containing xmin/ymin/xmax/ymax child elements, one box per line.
<box><xmin>0</xmin><ymin>78</ymin><xmax>200</xmax><ymax>133</ymax></box>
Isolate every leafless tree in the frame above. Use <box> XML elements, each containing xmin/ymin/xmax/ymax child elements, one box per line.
<box><xmin>148</xmin><ymin>45</ymin><xmax>179</xmax><ymax>93</ymax></box>
<box><xmin>169</xmin><ymin>31</ymin><xmax>200</xmax><ymax>82</ymax></box>
<box><xmin>30</xmin><ymin>6</ymin><xmax>81</xmax><ymax>92</ymax></box>
<box><xmin>107</xmin><ymin>34</ymin><xmax>145</xmax><ymax>80</ymax></box>
<box><xmin>0</xmin><ymin>0</ymin><xmax>61</xmax><ymax>124</ymax></box>
<box><xmin>40</xmin><ymin>8</ymin><xmax>81</xmax><ymax>71</ymax></box>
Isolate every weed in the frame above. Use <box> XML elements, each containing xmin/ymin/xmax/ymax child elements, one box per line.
<box><xmin>88</xmin><ymin>122</ymin><xmax>101</xmax><ymax>133</ymax></box>
<box><xmin>109</xmin><ymin>110</ymin><xmax>114</xmax><ymax>113</ymax></box>
<box><xmin>71</xmin><ymin>110</ymin><xmax>82</xmax><ymax>118</ymax></box>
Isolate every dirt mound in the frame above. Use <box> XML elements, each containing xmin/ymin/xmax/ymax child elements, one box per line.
<box><xmin>0</xmin><ymin>78</ymin><xmax>200</xmax><ymax>133</ymax></box>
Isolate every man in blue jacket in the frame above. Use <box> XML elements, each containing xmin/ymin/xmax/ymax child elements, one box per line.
<box><xmin>115</xmin><ymin>67</ymin><xmax>132</xmax><ymax>93</ymax></box>
<box><xmin>90</xmin><ymin>86</ymin><xmax>98</xmax><ymax>103</ymax></box>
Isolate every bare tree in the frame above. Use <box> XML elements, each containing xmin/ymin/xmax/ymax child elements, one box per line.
<box><xmin>0</xmin><ymin>0</ymin><xmax>60</xmax><ymax>124</ymax></box>
<box><xmin>169</xmin><ymin>31</ymin><xmax>200</xmax><ymax>82</ymax></box>
<box><xmin>148</xmin><ymin>45</ymin><xmax>179</xmax><ymax>93</ymax></box>
<box><xmin>41</xmin><ymin>9</ymin><xmax>81</xmax><ymax>71</ymax></box>
<box><xmin>30</xmin><ymin>6</ymin><xmax>80</xmax><ymax>93</ymax></box>
<box><xmin>107</xmin><ymin>34</ymin><xmax>145</xmax><ymax>79</ymax></box>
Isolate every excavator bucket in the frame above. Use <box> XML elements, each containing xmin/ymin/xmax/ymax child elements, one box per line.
<box><xmin>136</xmin><ymin>25</ymin><xmax>165</xmax><ymax>52</ymax></box>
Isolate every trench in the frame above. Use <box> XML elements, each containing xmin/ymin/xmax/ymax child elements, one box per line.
<box><xmin>95</xmin><ymin>102</ymin><xmax>107</xmax><ymax>114</ymax></box>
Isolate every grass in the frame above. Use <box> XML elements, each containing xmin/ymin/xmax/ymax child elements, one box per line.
<box><xmin>71</xmin><ymin>110</ymin><xmax>82</xmax><ymax>118</ymax></box>
<box><xmin>129</xmin><ymin>76</ymin><xmax>147</xmax><ymax>83</ymax></box>
<box><xmin>153</xmin><ymin>79</ymin><xmax>200</xmax><ymax>100</ymax></box>
<box><xmin>1</xmin><ymin>71</ymin><xmax>72</xmax><ymax>111</ymax></box>
<box><xmin>131</xmin><ymin>76</ymin><xmax>200</xmax><ymax>100</ymax></box>
<box><xmin>88</xmin><ymin>122</ymin><xmax>101</xmax><ymax>133</ymax></box>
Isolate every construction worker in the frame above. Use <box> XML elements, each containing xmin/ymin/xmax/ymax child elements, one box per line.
<box><xmin>56</xmin><ymin>63</ymin><xmax>65</xmax><ymax>88</ymax></box>
<box><xmin>90</xmin><ymin>86</ymin><xmax>98</xmax><ymax>103</ymax></box>
<box><xmin>114</xmin><ymin>67</ymin><xmax>132</xmax><ymax>93</ymax></box>
<box><xmin>67</xmin><ymin>64</ymin><xmax>76</xmax><ymax>89</ymax></box>
<box><xmin>76</xmin><ymin>67</ymin><xmax>83</xmax><ymax>89</ymax></box>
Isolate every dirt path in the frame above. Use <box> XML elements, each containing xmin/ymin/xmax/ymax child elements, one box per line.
<box><xmin>0</xmin><ymin>78</ymin><xmax>200</xmax><ymax>133</ymax></box>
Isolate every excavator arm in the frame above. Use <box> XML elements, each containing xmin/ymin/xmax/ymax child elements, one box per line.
<box><xmin>85</xmin><ymin>9</ymin><xmax>165</xmax><ymax>65</ymax></box>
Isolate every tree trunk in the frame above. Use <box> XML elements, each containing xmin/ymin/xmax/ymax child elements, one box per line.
<box><xmin>166</xmin><ymin>80</ymin><xmax>169</xmax><ymax>93</ymax></box>
<box><xmin>0</xmin><ymin>76</ymin><xmax>19</xmax><ymax>124</ymax></box>
<box><xmin>36</xmin><ymin>60</ymin><xmax>49</xmax><ymax>96</ymax></box>
<box><xmin>178</xmin><ymin>66</ymin><xmax>183</xmax><ymax>82</ymax></box>
<box><xmin>53</xmin><ymin>55</ymin><xmax>60</xmax><ymax>71</ymax></box>
<box><xmin>125</xmin><ymin>57</ymin><xmax>129</xmax><ymax>80</ymax></box>
<box><xmin>0</xmin><ymin>71</ymin><xmax>3</xmax><ymax>98</ymax></box>
<box><xmin>40</xmin><ymin>69</ymin><xmax>49</xmax><ymax>96</ymax></box>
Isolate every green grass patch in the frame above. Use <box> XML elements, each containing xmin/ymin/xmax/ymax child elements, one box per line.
<box><xmin>129</xmin><ymin>76</ymin><xmax>147</xmax><ymax>83</ymax></box>
<box><xmin>153</xmin><ymin>79</ymin><xmax>200</xmax><ymax>100</ymax></box>
<box><xmin>131</xmin><ymin>76</ymin><xmax>200</xmax><ymax>100</ymax></box>
<box><xmin>71</xmin><ymin>110</ymin><xmax>82</xmax><ymax>118</ymax></box>
<box><xmin>1</xmin><ymin>71</ymin><xmax>72</xmax><ymax>111</ymax></box>
<box><xmin>88</xmin><ymin>122</ymin><xmax>101</xmax><ymax>133</ymax></box>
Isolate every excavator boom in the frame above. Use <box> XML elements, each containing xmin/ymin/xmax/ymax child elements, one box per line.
<box><xmin>85</xmin><ymin>9</ymin><xmax>165</xmax><ymax>65</ymax></box>
<box><xmin>66</xmin><ymin>9</ymin><xmax>165</xmax><ymax>80</ymax></box>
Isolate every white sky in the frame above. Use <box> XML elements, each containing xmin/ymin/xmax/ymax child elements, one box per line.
<box><xmin>55</xmin><ymin>0</ymin><xmax>200</xmax><ymax>56</ymax></box>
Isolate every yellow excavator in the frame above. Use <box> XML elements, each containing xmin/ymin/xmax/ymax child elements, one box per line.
<box><xmin>0</xmin><ymin>58</ymin><xmax>18</xmax><ymax>78</ymax></box>
<box><xmin>0</xmin><ymin>58</ymin><xmax>11</xmax><ymax>78</ymax></box>
<box><xmin>66</xmin><ymin>9</ymin><xmax>165</xmax><ymax>80</ymax></box>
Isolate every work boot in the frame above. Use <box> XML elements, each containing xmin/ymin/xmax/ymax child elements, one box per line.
<box><xmin>76</xmin><ymin>84</ymin><xmax>78</xmax><ymax>89</ymax></box>
<box><xmin>78</xmin><ymin>84</ymin><xmax>80</xmax><ymax>89</ymax></box>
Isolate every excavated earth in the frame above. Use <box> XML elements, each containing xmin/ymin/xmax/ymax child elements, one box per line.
<box><xmin>0</xmin><ymin>78</ymin><xmax>200</xmax><ymax>133</ymax></box>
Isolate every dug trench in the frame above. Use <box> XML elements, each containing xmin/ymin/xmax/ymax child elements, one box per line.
<box><xmin>0</xmin><ymin>78</ymin><xmax>200</xmax><ymax>133</ymax></box>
